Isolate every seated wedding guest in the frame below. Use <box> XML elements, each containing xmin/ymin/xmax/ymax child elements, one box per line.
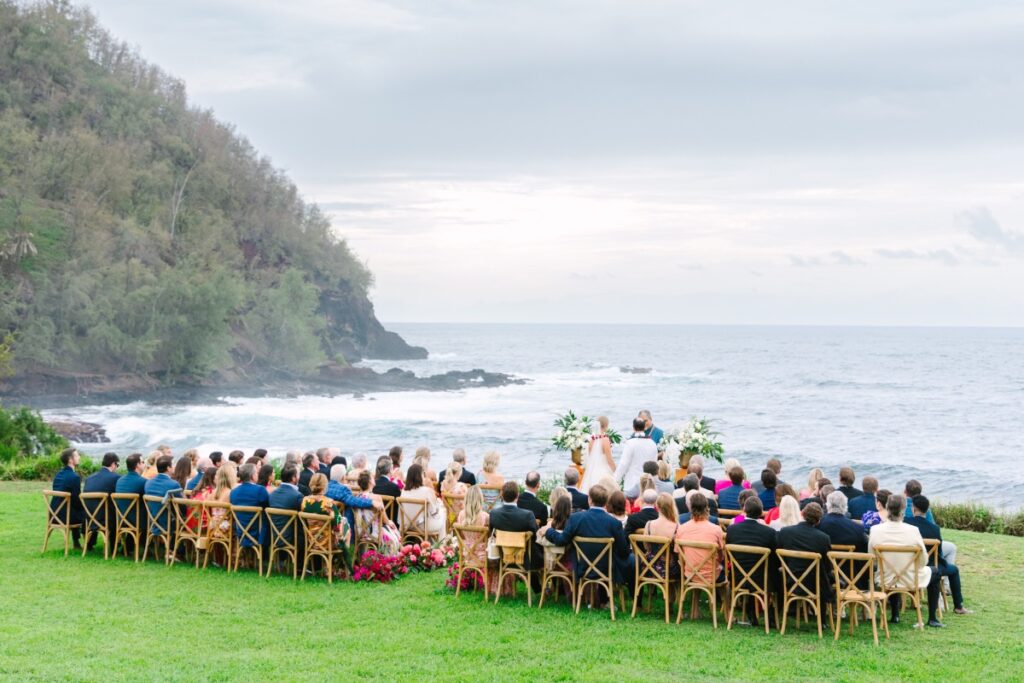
<box><xmin>477</xmin><ymin>450</ymin><xmax>505</xmax><ymax>488</ymax></box>
<box><xmin>752</xmin><ymin>458</ymin><xmax>783</xmax><ymax>494</ymax></box>
<box><xmin>228</xmin><ymin>450</ymin><xmax>245</xmax><ymax>466</ymax></box>
<box><xmin>818</xmin><ymin>491</ymin><xmax>868</xmax><ymax>551</ymax></box>
<box><xmin>715</xmin><ymin>458</ymin><xmax>750</xmax><ymax>495</ymax></box>
<box><xmin>327</xmin><ymin>464</ymin><xmax>381</xmax><ymax>541</ymax></box>
<box><xmin>267</xmin><ymin>464</ymin><xmax>303</xmax><ymax>557</ymax></box>
<box><xmin>800</xmin><ymin>478</ymin><xmax>832</xmax><ymax>510</ymax></box>
<box><xmin>83</xmin><ymin>452</ymin><xmax>121</xmax><ymax>548</ymax></box>
<box><xmin>401</xmin><ymin>464</ymin><xmax>445</xmax><ymax>537</ymax></box>
<box><xmin>687</xmin><ymin>455</ymin><xmax>717</xmax><ymax>493</ymax></box>
<box><xmin>230</xmin><ymin>463</ymin><xmax>270</xmax><ymax>546</ymax></box>
<box><xmin>729</xmin><ymin>489</ymin><xmax>758</xmax><ymax>523</ymax></box>
<box><xmin>413</xmin><ymin>446</ymin><xmax>438</xmax><ymax>490</ymax></box>
<box><xmin>51</xmin><ymin>448</ymin><xmax>84</xmax><ymax>548</ymax></box>
<box><xmin>769</xmin><ymin>494</ymin><xmax>802</xmax><ymax>530</ymax></box>
<box><xmin>543</xmin><ymin>485</ymin><xmax>632</xmax><ymax>585</ymax></box>
<box><xmin>676</xmin><ymin>475</ymin><xmax>720</xmax><ymax>520</ymax></box>
<box><xmin>298</xmin><ymin>453</ymin><xmax>320</xmax><ymax>496</ymax></box>
<box><xmin>388</xmin><ymin>446</ymin><xmax>404</xmax><ymax>481</ymax></box>
<box><xmin>903</xmin><ymin>480</ymin><xmax>935</xmax><ymax>522</ymax></box>
<box><xmin>625</xmin><ymin>489</ymin><xmax>660</xmax><ymax>538</ymax></box>
<box><xmin>372</xmin><ymin>455</ymin><xmax>402</xmax><ymax>506</ymax></box>
<box><xmin>518</xmin><ymin>471</ymin><xmax>549</xmax><ymax>526</ymax></box>
<box><xmin>655</xmin><ymin>460</ymin><xmax>675</xmax><ymax>494</ymax></box>
<box><xmin>489</xmin><ymin>482</ymin><xmax>542</xmax><ymax>578</ymax></box>
<box><xmin>457</xmin><ymin>485</ymin><xmax>490</xmax><ymax>528</ymax></box>
<box><xmin>907</xmin><ymin>495</ymin><xmax>972</xmax><ymax>615</ymax></box>
<box><xmin>112</xmin><ymin>453</ymin><xmax>146</xmax><ymax>551</ymax></box>
<box><xmin>205</xmin><ymin>464</ymin><xmax>237</xmax><ymax>553</ymax></box>
<box><xmin>191</xmin><ymin>468</ymin><xmax>217</xmax><ymax>503</ymax></box>
<box><xmin>861</xmin><ymin>489</ymin><xmax>890</xmax><ymax>529</ymax></box>
<box><xmin>635</xmin><ymin>493</ymin><xmax>681</xmax><ymax>579</ymax></box>
<box><xmin>350</xmin><ymin>470</ymin><xmax>400</xmax><ymax>555</ymax></box>
<box><xmin>674</xmin><ymin>463</ymin><xmax>715</xmax><ymax>499</ymax></box>
<box><xmin>144</xmin><ymin>455</ymin><xmax>183</xmax><ymax>534</ymax></box>
<box><xmin>726</xmin><ymin>496</ymin><xmax>779</xmax><ymax>622</ymax></box>
<box><xmin>187</xmin><ymin>457</ymin><xmax>212</xmax><ymax>490</ymax></box>
<box><xmin>778</xmin><ymin>502</ymin><xmax>832</xmax><ymax>603</ymax></box>
<box><xmin>678</xmin><ymin>493</ymin><xmax>724</xmax><ymax>584</ymax></box>
<box><xmin>141</xmin><ymin>451</ymin><xmax>160</xmax><ymax>479</ymax></box>
<box><xmin>253</xmin><ymin>448</ymin><xmax>268</xmax><ymax>462</ymax></box>
<box><xmin>757</xmin><ymin>469</ymin><xmax>778</xmax><ymax>511</ymax></box>
<box><xmin>838</xmin><ymin>466</ymin><xmax>863</xmax><ymax>500</ymax></box>
<box><xmin>608</xmin><ymin>490</ymin><xmax>629</xmax><ymax>526</ymax></box>
<box><xmin>349</xmin><ymin>453</ymin><xmax>369</xmax><ymax>479</ymax></box>
<box><xmin>258</xmin><ymin>464</ymin><xmax>277</xmax><ymax>494</ymax></box>
<box><xmin>718</xmin><ymin>467</ymin><xmax>748</xmax><ymax>511</ymax></box>
<box><xmin>245</xmin><ymin>455</ymin><xmax>263</xmax><ymax>468</ymax></box>
<box><xmin>439</xmin><ymin>448</ymin><xmax>477</xmax><ymax>487</ymax></box>
<box><xmin>441</xmin><ymin>462</ymin><xmax>469</xmax><ymax>497</ymax></box>
<box><xmin>171</xmin><ymin>456</ymin><xmax>192</xmax><ymax>492</ymax></box>
<box><xmin>182</xmin><ymin>448</ymin><xmax>199</xmax><ymax>475</ymax></box>
<box><xmin>282</xmin><ymin>450</ymin><xmax>301</xmax><ymax>470</ymax></box>
<box><xmin>208</xmin><ymin>451</ymin><xmax>223</xmax><ymax>468</ymax></box>
<box><xmin>869</xmin><ymin>493</ymin><xmax>944</xmax><ymax>627</ymax></box>
<box><xmin>302</xmin><ymin>473</ymin><xmax>347</xmax><ymax>552</ymax></box>
<box><xmin>315</xmin><ymin>447</ymin><xmax>330</xmax><ymax>476</ymax></box>
<box><xmin>764</xmin><ymin>483</ymin><xmax>798</xmax><ymax>524</ymax></box>
<box><xmin>799</xmin><ymin>468</ymin><xmax>824</xmax><ymax>500</ymax></box>
<box><xmin>626</xmin><ymin>461</ymin><xmax>660</xmax><ymax>499</ymax></box>
<box><xmin>564</xmin><ymin>468</ymin><xmax>589</xmax><ymax>511</ymax></box>
<box><xmin>848</xmin><ymin>476</ymin><xmax>879</xmax><ymax>520</ymax></box>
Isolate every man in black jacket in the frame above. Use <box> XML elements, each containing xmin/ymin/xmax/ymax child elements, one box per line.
<box><xmin>489</xmin><ymin>482</ymin><xmax>542</xmax><ymax>582</ymax></box>
<box><xmin>837</xmin><ymin>466</ymin><xmax>863</xmax><ymax>500</ymax></box>
<box><xmin>778</xmin><ymin>502</ymin><xmax>833</xmax><ymax>602</ymax></box>
<box><xmin>371</xmin><ymin>456</ymin><xmax>402</xmax><ymax>522</ymax></box>
<box><xmin>297</xmin><ymin>452</ymin><xmax>320</xmax><ymax>496</ymax></box>
<box><xmin>624</xmin><ymin>489</ymin><xmax>659</xmax><ymax>538</ymax></box>
<box><xmin>848</xmin><ymin>476</ymin><xmax>878</xmax><ymax>520</ymax></box>
<box><xmin>907</xmin><ymin>495</ymin><xmax>972</xmax><ymax>615</ymax></box>
<box><xmin>438</xmin><ymin>448</ymin><xmax>477</xmax><ymax>488</ymax></box>
<box><xmin>83</xmin><ymin>452</ymin><xmax>121</xmax><ymax>551</ymax></box>
<box><xmin>818</xmin><ymin>491</ymin><xmax>868</xmax><ymax>551</ymax></box>
<box><xmin>517</xmin><ymin>471</ymin><xmax>548</xmax><ymax>526</ymax></box>
<box><xmin>725</xmin><ymin>496</ymin><xmax>779</xmax><ymax>623</ymax></box>
<box><xmin>676</xmin><ymin>475</ymin><xmax>719</xmax><ymax>518</ymax></box>
<box><xmin>564</xmin><ymin>468</ymin><xmax>589</xmax><ymax>512</ymax></box>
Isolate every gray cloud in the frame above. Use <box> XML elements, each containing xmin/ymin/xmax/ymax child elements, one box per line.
<box><xmin>875</xmin><ymin>248</ymin><xmax>959</xmax><ymax>266</ymax></box>
<box><xmin>959</xmin><ymin>207</ymin><xmax>1024</xmax><ymax>254</ymax></box>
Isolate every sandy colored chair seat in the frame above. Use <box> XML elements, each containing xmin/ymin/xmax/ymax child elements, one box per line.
<box><xmin>453</xmin><ymin>524</ymin><xmax>490</xmax><ymax>600</ymax></box>
<box><xmin>266</xmin><ymin>507</ymin><xmax>300</xmax><ymax>579</ymax></box>
<box><xmin>629</xmin><ymin>534</ymin><xmax>674</xmax><ymax>623</ymax></box>
<box><xmin>725</xmin><ymin>544</ymin><xmax>775</xmax><ymax>634</ymax></box>
<box><xmin>777</xmin><ymin>548</ymin><xmax>830</xmax><ymax>638</ymax></box>
<box><xmin>828</xmin><ymin>550</ymin><xmax>889</xmax><ymax>646</ymax></box>
<box><xmin>80</xmin><ymin>492</ymin><xmax>111</xmax><ymax>559</ymax></box>
<box><xmin>494</xmin><ymin>530</ymin><xmax>536</xmax><ymax>606</ymax></box>
<box><xmin>676</xmin><ymin>539</ymin><xmax>725</xmax><ymax>628</ymax></box>
<box><xmin>573</xmin><ymin>536</ymin><xmax>626</xmax><ymax>620</ymax></box>
<box><xmin>377</xmin><ymin>494</ymin><xmax>397</xmax><ymax>524</ymax></box>
<box><xmin>42</xmin><ymin>490</ymin><xmax>81</xmax><ymax>556</ymax></box>
<box><xmin>111</xmin><ymin>493</ymin><xmax>143</xmax><ymax>562</ymax></box>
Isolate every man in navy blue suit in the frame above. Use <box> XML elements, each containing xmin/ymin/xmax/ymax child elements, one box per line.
<box><xmin>230</xmin><ymin>463</ymin><xmax>270</xmax><ymax>546</ymax></box>
<box><xmin>143</xmin><ymin>455</ymin><xmax>182</xmax><ymax>535</ymax></box>
<box><xmin>268</xmin><ymin>464</ymin><xmax>304</xmax><ymax>564</ymax></box>
<box><xmin>51</xmin><ymin>447</ymin><xmax>85</xmax><ymax>548</ymax></box>
<box><xmin>83</xmin><ymin>452</ymin><xmax>121</xmax><ymax>549</ymax></box>
<box><xmin>848</xmin><ymin>476</ymin><xmax>878</xmax><ymax>520</ymax></box>
<box><xmin>114</xmin><ymin>453</ymin><xmax>148</xmax><ymax>551</ymax></box>
<box><xmin>543</xmin><ymin>484</ymin><xmax>633</xmax><ymax>585</ymax></box>
<box><xmin>563</xmin><ymin>468</ymin><xmax>590</xmax><ymax>512</ymax></box>
<box><xmin>818</xmin><ymin>491</ymin><xmax>868</xmax><ymax>551</ymax></box>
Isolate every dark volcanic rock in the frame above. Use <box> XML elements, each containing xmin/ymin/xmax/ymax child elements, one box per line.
<box><xmin>620</xmin><ymin>366</ymin><xmax>652</xmax><ymax>374</ymax></box>
<box><xmin>318</xmin><ymin>286</ymin><xmax>427</xmax><ymax>361</ymax></box>
<box><xmin>47</xmin><ymin>420</ymin><xmax>110</xmax><ymax>443</ymax></box>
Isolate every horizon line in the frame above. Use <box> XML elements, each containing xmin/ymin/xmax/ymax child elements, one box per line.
<box><xmin>382</xmin><ymin>321</ymin><xmax>1024</xmax><ymax>330</ymax></box>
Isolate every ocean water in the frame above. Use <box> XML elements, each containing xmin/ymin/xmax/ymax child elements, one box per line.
<box><xmin>42</xmin><ymin>324</ymin><xmax>1024</xmax><ymax>508</ymax></box>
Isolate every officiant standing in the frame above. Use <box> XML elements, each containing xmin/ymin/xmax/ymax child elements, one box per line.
<box><xmin>639</xmin><ymin>410</ymin><xmax>664</xmax><ymax>450</ymax></box>
<box><xmin>615</xmin><ymin>418</ymin><xmax>658</xmax><ymax>498</ymax></box>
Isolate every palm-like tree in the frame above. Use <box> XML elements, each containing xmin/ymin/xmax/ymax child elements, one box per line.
<box><xmin>1</xmin><ymin>231</ymin><xmax>37</xmax><ymax>262</ymax></box>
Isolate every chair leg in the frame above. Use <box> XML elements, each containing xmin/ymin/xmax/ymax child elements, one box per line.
<box><xmin>608</xmin><ymin>582</ymin><xmax>615</xmax><ymax>621</ymax></box>
<box><xmin>780</xmin><ymin>597</ymin><xmax>790</xmax><ymax>635</ymax></box>
<box><xmin>42</xmin><ymin>526</ymin><xmax>53</xmax><ymax>554</ymax></box>
<box><xmin>631</xmin><ymin>585</ymin><xmax>641</xmax><ymax>618</ymax></box>
<box><xmin>869</xmin><ymin>602</ymin><xmax>879</xmax><ymax>646</ymax></box>
<box><xmin>63</xmin><ymin>527</ymin><xmax>71</xmax><ymax>556</ymax></box>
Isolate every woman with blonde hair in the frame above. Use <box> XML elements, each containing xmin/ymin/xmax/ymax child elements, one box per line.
<box><xmin>206</xmin><ymin>464</ymin><xmax>238</xmax><ymax>552</ymax></box>
<box><xmin>441</xmin><ymin>461</ymin><xmax>468</xmax><ymax>496</ymax></box>
<box><xmin>799</xmin><ymin>468</ymin><xmax>824</xmax><ymax>500</ymax></box>
<box><xmin>476</xmin><ymin>451</ymin><xmax>504</xmax><ymax>487</ymax></box>
<box><xmin>142</xmin><ymin>450</ymin><xmax>160</xmax><ymax>479</ymax></box>
<box><xmin>413</xmin><ymin>446</ymin><xmax>438</xmax><ymax>490</ymax></box>
<box><xmin>655</xmin><ymin>460</ymin><xmax>675</xmax><ymax>494</ymax></box>
<box><xmin>456</xmin><ymin>485</ymin><xmax>493</xmax><ymax>592</ymax></box>
<box><xmin>714</xmin><ymin>457</ymin><xmax>751</xmax><ymax>494</ymax></box>
<box><xmin>769</xmin><ymin>494</ymin><xmax>802</xmax><ymax>530</ymax></box>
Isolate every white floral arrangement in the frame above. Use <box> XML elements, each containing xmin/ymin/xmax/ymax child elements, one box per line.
<box><xmin>660</xmin><ymin>417</ymin><xmax>724</xmax><ymax>463</ymax></box>
<box><xmin>551</xmin><ymin>410</ymin><xmax>592</xmax><ymax>452</ymax></box>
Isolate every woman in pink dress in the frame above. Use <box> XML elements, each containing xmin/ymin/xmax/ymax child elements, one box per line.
<box><xmin>714</xmin><ymin>457</ymin><xmax>751</xmax><ymax>494</ymax></box>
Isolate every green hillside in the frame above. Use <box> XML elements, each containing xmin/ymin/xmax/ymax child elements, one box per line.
<box><xmin>0</xmin><ymin>0</ymin><xmax>423</xmax><ymax>393</ymax></box>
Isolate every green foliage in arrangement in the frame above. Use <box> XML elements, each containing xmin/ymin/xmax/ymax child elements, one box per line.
<box><xmin>0</xmin><ymin>1</ymin><xmax>375</xmax><ymax>381</ymax></box>
<box><xmin>2</xmin><ymin>481</ymin><xmax>1022</xmax><ymax>681</ymax></box>
<box><xmin>932</xmin><ymin>502</ymin><xmax>1024</xmax><ymax>538</ymax></box>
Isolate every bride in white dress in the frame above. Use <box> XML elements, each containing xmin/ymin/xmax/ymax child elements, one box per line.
<box><xmin>580</xmin><ymin>416</ymin><xmax>616</xmax><ymax>493</ymax></box>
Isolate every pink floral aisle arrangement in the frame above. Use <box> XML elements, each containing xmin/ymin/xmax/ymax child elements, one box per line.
<box><xmin>399</xmin><ymin>539</ymin><xmax>457</xmax><ymax>572</ymax></box>
<box><xmin>352</xmin><ymin>549</ymin><xmax>408</xmax><ymax>583</ymax></box>
<box><xmin>445</xmin><ymin>561</ymin><xmax>485</xmax><ymax>592</ymax></box>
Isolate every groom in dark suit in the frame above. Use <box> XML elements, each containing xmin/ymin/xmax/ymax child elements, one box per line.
<box><xmin>543</xmin><ymin>484</ymin><xmax>632</xmax><ymax>584</ymax></box>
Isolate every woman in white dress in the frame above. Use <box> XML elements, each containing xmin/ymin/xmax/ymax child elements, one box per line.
<box><xmin>580</xmin><ymin>416</ymin><xmax>616</xmax><ymax>493</ymax></box>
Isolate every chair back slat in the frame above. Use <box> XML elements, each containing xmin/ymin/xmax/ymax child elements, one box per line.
<box><xmin>43</xmin><ymin>490</ymin><xmax>71</xmax><ymax>527</ymax></box>
<box><xmin>377</xmin><ymin>495</ymin><xmax>397</xmax><ymax>522</ymax></box>
<box><xmin>777</xmin><ymin>549</ymin><xmax>821</xmax><ymax>598</ymax></box>
<box><xmin>454</xmin><ymin>524</ymin><xmax>489</xmax><ymax>569</ymax></box>
<box><xmin>676</xmin><ymin>540</ymin><xmax>719</xmax><ymax>588</ymax></box>
<box><xmin>725</xmin><ymin>544</ymin><xmax>771</xmax><ymax>594</ymax></box>
<box><xmin>397</xmin><ymin>497</ymin><xmax>428</xmax><ymax>543</ymax></box>
<box><xmin>111</xmin><ymin>493</ymin><xmax>141</xmax><ymax>530</ymax></box>
<box><xmin>629</xmin><ymin>534</ymin><xmax>672</xmax><ymax>582</ymax></box>
<box><xmin>143</xmin><ymin>495</ymin><xmax>173</xmax><ymax>536</ymax></box>
<box><xmin>827</xmin><ymin>550</ymin><xmax>876</xmax><ymax>602</ymax></box>
<box><xmin>299</xmin><ymin>511</ymin><xmax>335</xmax><ymax>555</ymax></box>
<box><xmin>231</xmin><ymin>505</ymin><xmax>264</xmax><ymax>548</ymax></box>
<box><xmin>922</xmin><ymin>538</ymin><xmax>941</xmax><ymax>569</ymax></box>
<box><xmin>266</xmin><ymin>507</ymin><xmax>299</xmax><ymax>549</ymax></box>
<box><xmin>479</xmin><ymin>485</ymin><xmax>502</xmax><ymax>511</ymax></box>
<box><xmin>441</xmin><ymin>493</ymin><xmax>466</xmax><ymax>531</ymax></box>
<box><xmin>572</xmin><ymin>536</ymin><xmax>614</xmax><ymax>582</ymax></box>
<box><xmin>873</xmin><ymin>543</ymin><xmax>923</xmax><ymax>592</ymax></box>
<box><xmin>81</xmin><ymin>492</ymin><xmax>109</xmax><ymax>530</ymax></box>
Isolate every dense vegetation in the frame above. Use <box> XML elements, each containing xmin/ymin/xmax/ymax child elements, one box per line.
<box><xmin>5</xmin><ymin>481</ymin><xmax>1022</xmax><ymax>680</ymax></box>
<box><xmin>0</xmin><ymin>1</ymin><xmax>418</xmax><ymax>391</ymax></box>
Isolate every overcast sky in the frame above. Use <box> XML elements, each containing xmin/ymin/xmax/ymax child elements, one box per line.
<box><xmin>83</xmin><ymin>1</ymin><xmax>1024</xmax><ymax>325</ymax></box>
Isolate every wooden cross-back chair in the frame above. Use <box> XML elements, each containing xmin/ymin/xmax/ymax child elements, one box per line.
<box><xmin>231</xmin><ymin>505</ymin><xmax>264</xmax><ymax>576</ymax></box>
<box><xmin>537</xmin><ymin>541</ymin><xmax>574</xmax><ymax>610</ymax></box>
<box><xmin>676</xmin><ymin>540</ymin><xmax>725</xmax><ymax>628</ymax></box>
<box><xmin>873</xmin><ymin>544</ymin><xmax>926</xmax><ymax>629</ymax></box>
<box><xmin>725</xmin><ymin>544</ymin><xmax>775</xmax><ymax>634</ymax></box>
<box><xmin>397</xmin><ymin>497</ymin><xmax>432</xmax><ymax>545</ymax></box>
<box><xmin>828</xmin><ymin>550</ymin><xmax>889</xmax><ymax>646</ymax></box>
<box><xmin>922</xmin><ymin>538</ymin><xmax>948</xmax><ymax>612</ymax></box>
<box><xmin>717</xmin><ymin>509</ymin><xmax>742</xmax><ymax>520</ymax></box>
<box><xmin>441</xmin><ymin>493</ymin><xmax>466</xmax><ymax>534</ymax></box>
<box><xmin>202</xmin><ymin>501</ymin><xmax>234</xmax><ymax>571</ymax></box>
<box><xmin>572</xmin><ymin>536</ymin><xmax>626</xmax><ymax>620</ymax></box>
<box><xmin>170</xmin><ymin>498</ymin><xmax>205</xmax><ymax>568</ymax></box>
<box><xmin>111</xmin><ymin>493</ymin><xmax>142</xmax><ymax>562</ymax></box>
<box><xmin>265</xmin><ymin>507</ymin><xmax>300</xmax><ymax>579</ymax></box>
<box><xmin>142</xmin><ymin>495</ymin><xmax>174</xmax><ymax>564</ymax></box>
<box><xmin>41</xmin><ymin>490</ymin><xmax>80</xmax><ymax>556</ymax></box>
<box><xmin>629</xmin><ymin>534</ymin><xmax>674</xmax><ymax>623</ymax></box>
<box><xmin>352</xmin><ymin>507</ymin><xmax>386</xmax><ymax>558</ymax></box>
<box><xmin>80</xmin><ymin>492</ymin><xmax>111</xmax><ymax>559</ymax></box>
<box><xmin>777</xmin><ymin>549</ymin><xmax>829</xmax><ymax>638</ymax></box>
<box><xmin>479</xmin><ymin>485</ymin><xmax>502</xmax><ymax>512</ymax></box>
<box><xmin>452</xmin><ymin>524</ymin><xmax>490</xmax><ymax>600</ymax></box>
<box><xmin>494</xmin><ymin>530</ymin><xmax>536</xmax><ymax>606</ymax></box>
<box><xmin>377</xmin><ymin>494</ymin><xmax>397</xmax><ymax>524</ymax></box>
<box><xmin>299</xmin><ymin>511</ymin><xmax>342</xmax><ymax>584</ymax></box>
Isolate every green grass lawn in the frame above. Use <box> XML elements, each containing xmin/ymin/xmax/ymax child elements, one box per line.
<box><xmin>2</xmin><ymin>481</ymin><xmax>1023</xmax><ymax>682</ymax></box>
